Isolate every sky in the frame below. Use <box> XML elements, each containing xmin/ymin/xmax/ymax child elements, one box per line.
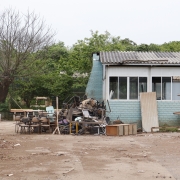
<box><xmin>1</xmin><ymin>0</ymin><xmax>180</xmax><ymax>47</ymax></box>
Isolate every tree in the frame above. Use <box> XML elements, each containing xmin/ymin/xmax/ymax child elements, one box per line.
<box><xmin>0</xmin><ymin>8</ymin><xmax>55</xmax><ymax>103</ymax></box>
<box><xmin>160</xmin><ymin>41</ymin><xmax>180</xmax><ymax>52</ymax></box>
<box><xmin>10</xmin><ymin>42</ymin><xmax>73</xmax><ymax>107</ymax></box>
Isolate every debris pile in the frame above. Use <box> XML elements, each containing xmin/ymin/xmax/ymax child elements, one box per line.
<box><xmin>59</xmin><ymin>96</ymin><xmax>110</xmax><ymax>135</ymax></box>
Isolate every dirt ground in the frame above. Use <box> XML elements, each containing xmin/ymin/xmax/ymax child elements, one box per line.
<box><xmin>0</xmin><ymin>121</ymin><xmax>180</xmax><ymax>180</ymax></box>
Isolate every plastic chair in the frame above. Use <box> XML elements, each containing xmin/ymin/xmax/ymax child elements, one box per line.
<box><xmin>46</xmin><ymin>106</ymin><xmax>55</xmax><ymax>122</ymax></box>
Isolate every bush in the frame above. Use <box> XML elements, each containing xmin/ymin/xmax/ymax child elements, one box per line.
<box><xmin>0</xmin><ymin>102</ymin><xmax>9</xmax><ymax>112</ymax></box>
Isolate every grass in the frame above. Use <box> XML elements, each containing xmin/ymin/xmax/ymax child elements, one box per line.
<box><xmin>159</xmin><ymin>123</ymin><xmax>180</xmax><ymax>132</ymax></box>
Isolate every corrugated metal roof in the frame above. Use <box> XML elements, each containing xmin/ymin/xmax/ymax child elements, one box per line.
<box><xmin>100</xmin><ymin>51</ymin><xmax>180</xmax><ymax>65</ymax></box>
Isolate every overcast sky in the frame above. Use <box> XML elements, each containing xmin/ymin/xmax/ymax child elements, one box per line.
<box><xmin>1</xmin><ymin>0</ymin><xmax>180</xmax><ymax>47</ymax></box>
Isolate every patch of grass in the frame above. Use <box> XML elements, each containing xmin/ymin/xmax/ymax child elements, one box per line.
<box><xmin>159</xmin><ymin>124</ymin><xmax>180</xmax><ymax>132</ymax></box>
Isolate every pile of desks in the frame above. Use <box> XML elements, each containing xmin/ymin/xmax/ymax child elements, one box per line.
<box><xmin>106</xmin><ymin>124</ymin><xmax>137</xmax><ymax>136</ymax></box>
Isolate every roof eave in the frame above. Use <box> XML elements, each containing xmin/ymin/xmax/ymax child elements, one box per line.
<box><xmin>102</xmin><ymin>63</ymin><xmax>180</xmax><ymax>67</ymax></box>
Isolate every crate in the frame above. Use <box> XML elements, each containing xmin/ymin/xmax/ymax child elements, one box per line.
<box><xmin>128</xmin><ymin>124</ymin><xmax>133</xmax><ymax>135</ymax></box>
<box><xmin>132</xmin><ymin>124</ymin><xmax>137</xmax><ymax>135</ymax></box>
<box><xmin>106</xmin><ymin>124</ymin><xmax>137</xmax><ymax>136</ymax></box>
<box><xmin>122</xmin><ymin>124</ymin><xmax>129</xmax><ymax>135</ymax></box>
<box><xmin>106</xmin><ymin>125</ymin><xmax>123</xmax><ymax>136</ymax></box>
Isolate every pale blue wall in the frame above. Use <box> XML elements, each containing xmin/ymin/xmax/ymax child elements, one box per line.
<box><xmin>107</xmin><ymin>100</ymin><xmax>180</xmax><ymax>128</ymax></box>
<box><xmin>157</xmin><ymin>101</ymin><xmax>180</xmax><ymax>126</ymax></box>
<box><xmin>85</xmin><ymin>59</ymin><xmax>103</xmax><ymax>102</ymax></box>
<box><xmin>107</xmin><ymin>101</ymin><xmax>142</xmax><ymax>128</ymax></box>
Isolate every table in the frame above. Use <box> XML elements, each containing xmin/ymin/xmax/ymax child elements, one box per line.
<box><xmin>11</xmin><ymin>109</ymin><xmax>46</xmax><ymax>120</ymax></box>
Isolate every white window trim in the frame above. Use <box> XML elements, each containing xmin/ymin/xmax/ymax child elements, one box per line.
<box><xmin>109</xmin><ymin>76</ymin><xmax>148</xmax><ymax>101</ymax></box>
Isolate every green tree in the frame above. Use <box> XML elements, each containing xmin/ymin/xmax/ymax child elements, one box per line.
<box><xmin>160</xmin><ymin>41</ymin><xmax>180</xmax><ymax>52</ymax></box>
<box><xmin>11</xmin><ymin>42</ymin><xmax>73</xmax><ymax>107</ymax></box>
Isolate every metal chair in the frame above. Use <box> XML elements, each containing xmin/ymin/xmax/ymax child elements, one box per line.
<box><xmin>15</xmin><ymin>115</ymin><xmax>23</xmax><ymax>133</ymax></box>
<box><xmin>19</xmin><ymin>117</ymin><xmax>30</xmax><ymax>134</ymax></box>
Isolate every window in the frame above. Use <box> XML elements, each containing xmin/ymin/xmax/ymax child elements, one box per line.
<box><xmin>152</xmin><ymin>76</ymin><xmax>180</xmax><ymax>100</ymax></box>
<box><xmin>109</xmin><ymin>77</ymin><xmax>147</xmax><ymax>100</ymax></box>
<box><xmin>152</xmin><ymin>77</ymin><xmax>162</xmax><ymax>100</ymax></box>
<box><xmin>139</xmin><ymin>77</ymin><xmax>147</xmax><ymax>93</ymax></box>
<box><xmin>162</xmin><ymin>77</ymin><xmax>171</xmax><ymax>100</ymax></box>
<box><xmin>119</xmin><ymin>77</ymin><xmax>127</xmax><ymax>99</ymax></box>
<box><xmin>172</xmin><ymin>76</ymin><xmax>180</xmax><ymax>100</ymax></box>
<box><xmin>109</xmin><ymin>77</ymin><xmax>118</xmax><ymax>99</ymax></box>
<box><xmin>130</xmin><ymin>77</ymin><xmax>138</xmax><ymax>99</ymax></box>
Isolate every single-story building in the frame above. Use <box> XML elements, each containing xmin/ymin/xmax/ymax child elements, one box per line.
<box><xmin>86</xmin><ymin>51</ymin><xmax>180</xmax><ymax>127</ymax></box>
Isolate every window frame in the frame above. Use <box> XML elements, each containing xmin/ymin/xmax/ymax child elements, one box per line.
<box><xmin>109</xmin><ymin>76</ymin><xmax>148</xmax><ymax>100</ymax></box>
<box><xmin>151</xmin><ymin>76</ymin><xmax>180</xmax><ymax>101</ymax></box>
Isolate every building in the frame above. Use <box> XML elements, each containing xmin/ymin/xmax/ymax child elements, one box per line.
<box><xmin>86</xmin><ymin>51</ymin><xmax>180</xmax><ymax>127</ymax></box>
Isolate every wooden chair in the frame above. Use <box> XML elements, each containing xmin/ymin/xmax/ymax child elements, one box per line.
<box><xmin>50</xmin><ymin>119</ymin><xmax>57</xmax><ymax>133</ymax></box>
<box><xmin>40</xmin><ymin>117</ymin><xmax>50</xmax><ymax>133</ymax></box>
<box><xmin>29</xmin><ymin>117</ymin><xmax>40</xmax><ymax>133</ymax></box>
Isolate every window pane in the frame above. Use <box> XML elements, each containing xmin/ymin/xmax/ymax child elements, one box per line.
<box><xmin>172</xmin><ymin>76</ymin><xmax>180</xmax><ymax>100</ymax></box>
<box><xmin>129</xmin><ymin>77</ymin><xmax>138</xmax><ymax>99</ymax></box>
<box><xmin>162</xmin><ymin>77</ymin><xmax>171</xmax><ymax>100</ymax></box>
<box><xmin>119</xmin><ymin>77</ymin><xmax>127</xmax><ymax>99</ymax></box>
<box><xmin>152</xmin><ymin>77</ymin><xmax>161</xmax><ymax>100</ymax></box>
<box><xmin>139</xmin><ymin>77</ymin><xmax>147</xmax><ymax>93</ymax></box>
<box><xmin>109</xmin><ymin>77</ymin><xmax>118</xmax><ymax>99</ymax></box>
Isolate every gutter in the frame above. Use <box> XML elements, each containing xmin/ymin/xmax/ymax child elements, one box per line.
<box><xmin>102</xmin><ymin>63</ymin><xmax>180</xmax><ymax>67</ymax></box>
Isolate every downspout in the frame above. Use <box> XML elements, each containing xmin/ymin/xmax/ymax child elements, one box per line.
<box><xmin>102</xmin><ymin>64</ymin><xmax>106</xmax><ymax>101</ymax></box>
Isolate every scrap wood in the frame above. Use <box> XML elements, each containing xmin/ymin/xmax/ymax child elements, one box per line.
<box><xmin>173</xmin><ymin>112</ymin><xmax>180</xmax><ymax>115</ymax></box>
<box><xmin>63</xmin><ymin>168</ymin><xmax>74</xmax><ymax>174</ymax></box>
<box><xmin>151</xmin><ymin>126</ymin><xmax>180</xmax><ymax>133</ymax></box>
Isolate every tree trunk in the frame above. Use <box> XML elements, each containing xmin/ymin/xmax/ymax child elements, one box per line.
<box><xmin>0</xmin><ymin>83</ymin><xmax>10</xmax><ymax>103</ymax></box>
<box><xmin>24</xmin><ymin>99</ymin><xmax>31</xmax><ymax>108</ymax></box>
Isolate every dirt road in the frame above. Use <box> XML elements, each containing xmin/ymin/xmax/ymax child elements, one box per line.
<box><xmin>0</xmin><ymin>121</ymin><xmax>180</xmax><ymax>180</ymax></box>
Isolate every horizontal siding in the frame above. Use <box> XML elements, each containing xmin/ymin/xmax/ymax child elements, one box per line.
<box><xmin>107</xmin><ymin>100</ymin><xmax>180</xmax><ymax>128</ymax></box>
<box><xmin>157</xmin><ymin>101</ymin><xmax>180</xmax><ymax>126</ymax></box>
<box><xmin>107</xmin><ymin>101</ymin><xmax>142</xmax><ymax>128</ymax></box>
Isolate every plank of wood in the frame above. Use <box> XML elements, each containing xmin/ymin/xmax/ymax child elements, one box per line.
<box><xmin>123</xmin><ymin>125</ymin><xmax>129</xmax><ymax>135</ymax></box>
<box><xmin>10</xmin><ymin>109</ymin><xmax>34</xmax><ymax>112</ymax></box>
<box><xmin>132</xmin><ymin>124</ymin><xmax>137</xmax><ymax>135</ymax></box>
<box><xmin>173</xmin><ymin>112</ymin><xmax>180</xmax><ymax>115</ymax></box>
<box><xmin>128</xmin><ymin>124</ymin><xmax>133</xmax><ymax>135</ymax></box>
<box><xmin>140</xmin><ymin>92</ymin><xmax>159</xmax><ymax>132</ymax></box>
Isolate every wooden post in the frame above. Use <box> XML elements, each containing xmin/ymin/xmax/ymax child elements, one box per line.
<box><xmin>69</xmin><ymin>123</ymin><xmax>72</xmax><ymax>134</ymax></box>
<box><xmin>52</xmin><ymin>96</ymin><xmax>60</xmax><ymax>135</ymax></box>
<box><xmin>76</xmin><ymin>122</ymin><xmax>78</xmax><ymax>133</ymax></box>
